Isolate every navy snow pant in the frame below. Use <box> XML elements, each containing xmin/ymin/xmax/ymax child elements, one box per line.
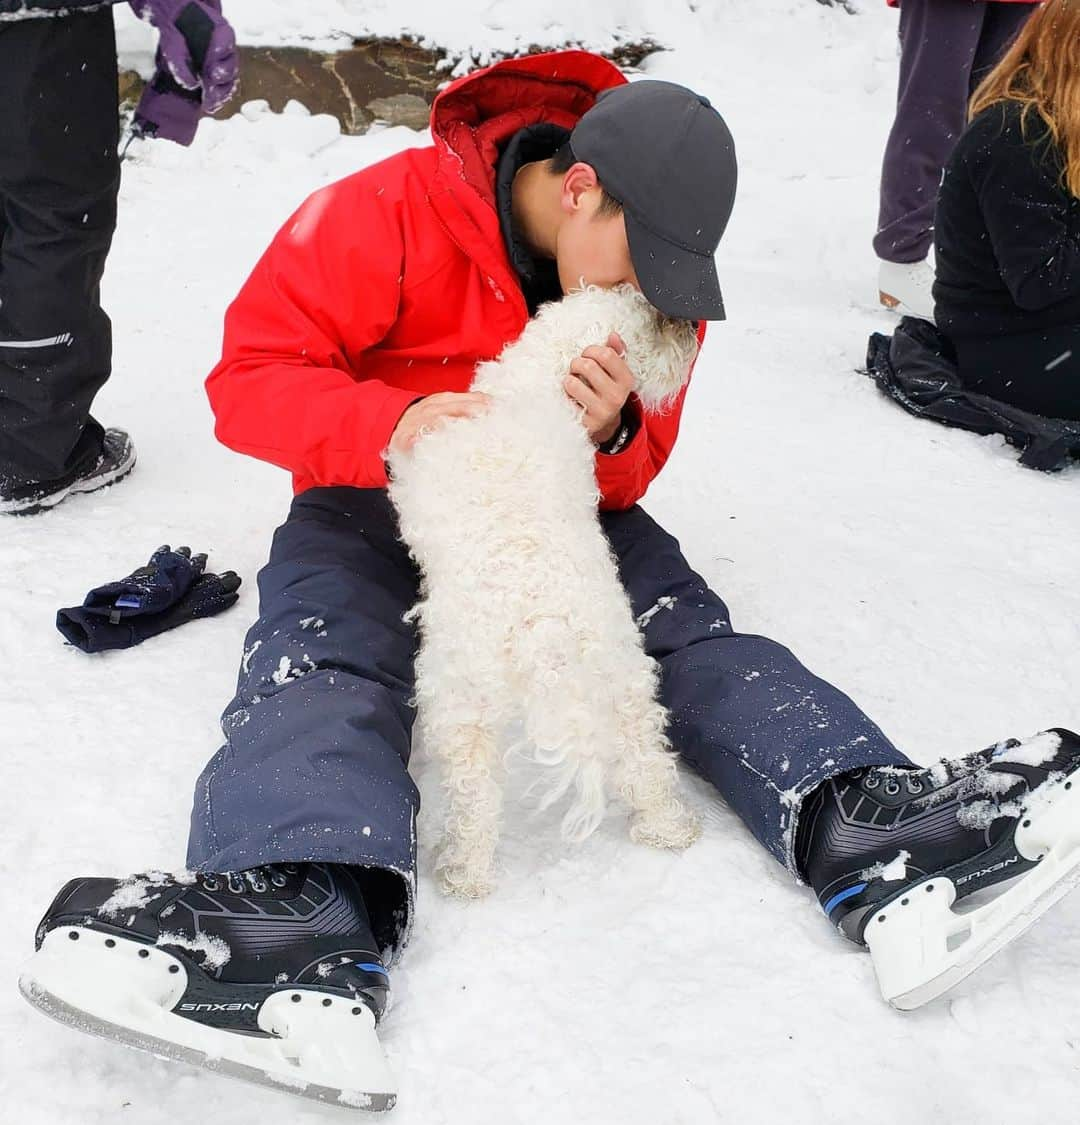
<box><xmin>874</xmin><ymin>0</ymin><xmax>1035</xmax><ymax>264</ymax></box>
<box><xmin>0</xmin><ymin>9</ymin><xmax>119</xmax><ymax>485</ymax></box>
<box><xmin>188</xmin><ymin>488</ymin><xmax>912</xmax><ymax>956</ymax></box>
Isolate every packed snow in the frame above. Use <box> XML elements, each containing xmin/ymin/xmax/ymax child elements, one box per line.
<box><xmin>97</xmin><ymin>875</ymin><xmax>167</xmax><ymax>919</ymax></box>
<box><xmin>635</xmin><ymin>595</ymin><xmax>678</xmax><ymax>628</ymax></box>
<box><xmin>156</xmin><ymin>930</ymin><xmax>232</xmax><ymax>971</ymax></box>
<box><xmin>4</xmin><ymin>2</ymin><xmax>1080</xmax><ymax>1124</ymax></box>
<box><xmin>861</xmin><ymin>849</ymin><xmax>911</xmax><ymax>884</ymax></box>
<box><xmin>993</xmin><ymin>729</ymin><xmax>1063</xmax><ymax>769</ymax></box>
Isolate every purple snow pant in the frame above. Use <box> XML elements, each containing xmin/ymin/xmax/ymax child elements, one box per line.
<box><xmin>187</xmin><ymin>487</ymin><xmax>911</xmax><ymax>956</ymax></box>
<box><xmin>874</xmin><ymin>0</ymin><xmax>1035</xmax><ymax>263</ymax></box>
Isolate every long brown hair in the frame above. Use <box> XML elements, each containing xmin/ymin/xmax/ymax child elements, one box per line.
<box><xmin>969</xmin><ymin>0</ymin><xmax>1080</xmax><ymax>195</ymax></box>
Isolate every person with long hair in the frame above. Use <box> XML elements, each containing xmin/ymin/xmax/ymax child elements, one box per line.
<box><xmin>934</xmin><ymin>0</ymin><xmax>1080</xmax><ymax>419</ymax></box>
<box><xmin>875</xmin><ymin>0</ymin><xmax>1037</xmax><ymax>320</ymax></box>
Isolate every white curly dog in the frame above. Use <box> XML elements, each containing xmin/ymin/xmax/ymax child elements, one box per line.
<box><xmin>387</xmin><ymin>284</ymin><xmax>702</xmax><ymax>899</ymax></box>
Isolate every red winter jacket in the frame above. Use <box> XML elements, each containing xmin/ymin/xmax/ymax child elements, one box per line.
<box><xmin>206</xmin><ymin>50</ymin><xmax>708</xmax><ymax>512</ymax></box>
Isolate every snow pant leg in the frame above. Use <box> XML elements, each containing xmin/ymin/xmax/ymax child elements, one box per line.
<box><xmin>0</xmin><ymin>10</ymin><xmax>119</xmax><ymax>484</ymax></box>
<box><xmin>957</xmin><ymin>324</ymin><xmax>1080</xmax><ymax>421</ymax></box>
<box><xmin>187</xmin><ymin>487</ymin><xmax>421</xmax><ymax>958</ymax></box>
<box><xmin>874</xmin><ymin>0</ymin><xmax>990</xmax><ymax>264</ymax></box>
<box><xmin>601</xmin><ymin>505</ymin><xmax>914</xmax><ymax>876</ymax></box>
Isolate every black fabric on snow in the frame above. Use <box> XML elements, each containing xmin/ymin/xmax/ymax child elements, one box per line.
<box><xmin>864</xmin><ymin>317</ymin><xmax>1080</xmax><ymax>471</ymax></box>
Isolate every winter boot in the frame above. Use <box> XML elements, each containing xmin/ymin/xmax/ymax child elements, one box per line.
<box><xmin>0</xmin><ymin>427</ymin><xmax>136</xmax><ymax>515</ymax></box>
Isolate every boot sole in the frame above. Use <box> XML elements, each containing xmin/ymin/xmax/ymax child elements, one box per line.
<box><xmin>1</xmin><ymin>453</ymin><xmax>136</xmax><ymax>517</ymax></box>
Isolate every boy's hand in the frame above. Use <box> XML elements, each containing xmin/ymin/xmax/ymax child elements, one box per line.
<box><xmin>388</xmin><ymin>392</ymin><xmax>492</xmax><ymax>453</ymax></box>
<box><xmin>564</xmin><ymin>333</ymin><xmax>631</xmax><ymax>444</ymax></box>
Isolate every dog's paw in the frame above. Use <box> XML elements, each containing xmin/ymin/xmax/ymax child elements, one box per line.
<box><xmin>629</xmin><ymin>803</ymin><xmax>702</xmax><ymax>850</ymax></box>
<box><xmin>435</xmin><ymin>847</ymin><xmax>499</xmax><ymax>899</ymax></box>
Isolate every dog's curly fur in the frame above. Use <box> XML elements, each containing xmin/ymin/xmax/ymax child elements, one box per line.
<box><xmin>387</xmin><ymin>285</ymin><xmax>702</xmax><ymax>898</ymax></box>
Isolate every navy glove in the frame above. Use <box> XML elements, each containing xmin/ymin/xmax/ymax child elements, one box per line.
<box><xmin>57</xmin><ymin>545</ymin><xmax>241</xmax><ymax>653</ymax></box>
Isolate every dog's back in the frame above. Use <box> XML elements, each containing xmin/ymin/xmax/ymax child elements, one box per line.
<box><xmin>387</xmin><ymin>287</ymin><xmax>701</xmax><ymax>893</ymax></box>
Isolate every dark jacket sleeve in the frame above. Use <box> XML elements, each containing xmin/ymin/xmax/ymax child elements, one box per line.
<box><xmin>970</xmin><ymin>106</ymin><xmax>1080</xmax><ymax>313</ymax></box>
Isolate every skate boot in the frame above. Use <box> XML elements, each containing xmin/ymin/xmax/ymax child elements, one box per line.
<box><xmin>19</xmin><ymin>862</ymin><xmax>395</xmax><ymax>1111</ymax></box>
<box><xmin>798</xmin><ymin>728</ymin><xmax>1080</xmax><ymax>1009</ymax></box>
<box><xmin>878</xmin><ymin>257</ymin><xmax>935</xmax><ymax>322</ymax></box>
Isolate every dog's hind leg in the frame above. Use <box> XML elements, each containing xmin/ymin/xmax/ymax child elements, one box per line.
<box><xmin>610</xmin><ymin>656</ymin><xmax>701</xmax><ymax>851</ymax></box>
<box><xmin>431</xmin><ymin>713</ymin><xmax>505</xmax><ymax>899</ymax></box>
<box><xmin>408</xmin><ymin>587</ymin><xmax>509</xmax><ymax>899</ymax></box>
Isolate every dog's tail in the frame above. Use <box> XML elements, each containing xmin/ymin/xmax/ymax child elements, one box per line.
<box><xmin>518</xmin><ymin>745</ymin><xmax>608</xmax><ymax>844</ymax></box>
<box><xmin>560</xmin><ymin>759</ymin><xmax>608</xmax><ymax>843</ymax></box>
<box><xmin>518</xmin><ymin>698</ymin><xmax>614</xmax><ymax>842</ymax></box>
<box><xmin>511</xmin><ymin>612</ymin><xmax>623</xmax><ymax>842</ymax></box>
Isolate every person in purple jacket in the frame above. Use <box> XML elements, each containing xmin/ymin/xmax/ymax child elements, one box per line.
<box><xmin>0</xmin><ymin>1</ymin><xmax>238</xmax><ymax>516</ymax></box>
<box><xmin>874</xmin><ymin>0</ymin><xmax>1036</xmax><ymax>320</ymax></box>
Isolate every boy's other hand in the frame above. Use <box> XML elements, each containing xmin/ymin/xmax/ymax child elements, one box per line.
<box><xmin>564</xmin><ymin>333</ymin><xmax>631</xmax><ymax>444</ymax></box>
<box><xmin>388</xmin><ymin>392</ymin><xmax>492</xmax><ymax>453</ymax></box>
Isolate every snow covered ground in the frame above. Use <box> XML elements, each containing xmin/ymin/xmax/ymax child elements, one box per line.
<box><xmin>116</xmin><ymin>0</ymin><xmax>703</xmax><ymax>69</ymax></box>
<box><xmin>5</xmin><ymin>2</ymin><xmax>1080</xmax><ymax>1123</ymax></box>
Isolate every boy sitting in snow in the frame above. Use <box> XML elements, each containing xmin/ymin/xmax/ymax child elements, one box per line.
<box><xmin>21</xmin><ymin>50</ymin><xmax>1080</xmax><ymax>1109</ymax></box>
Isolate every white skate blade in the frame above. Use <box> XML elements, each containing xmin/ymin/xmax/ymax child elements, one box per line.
<box><xmin>865</xmin><ymin>774</ymin><xmax>1080</xmax><ymax>1010</ymax></box>
<box><xmin>19</xmin><ymin>927</ymin><xmax>396</xmax><ymax>1112</ymax></box>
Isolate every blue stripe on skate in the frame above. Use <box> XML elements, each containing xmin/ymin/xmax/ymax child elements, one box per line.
<box><xmin>824</xmin><ymin>883</ymin><xmax>867</xmax><ymax>916</ymax></box>
<box><xmin>355</xmin><ymin>962</ymin><xmax>389</xmax><ymax>976</ymax></box>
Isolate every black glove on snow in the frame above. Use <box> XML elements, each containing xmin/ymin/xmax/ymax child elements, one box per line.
<box><xmin>56</xmin><ymin>545</ymin><xmax>241</xmax><ymax>653</ymax></box>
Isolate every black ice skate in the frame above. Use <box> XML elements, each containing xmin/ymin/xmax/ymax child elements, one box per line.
<box><xmin>19</xmin><ymin>863</ymin><xmax>395</xmax><ymax>1111</ymax></box>
<box><xmin>798</xmin><ymin>728</ymin><xmax>1080</xmax><ymax>1009</ymax></box>
<box><xmin>0</xmin><ymin>427</ymin><xmax>136</xmax><ymax>515</ymax></box>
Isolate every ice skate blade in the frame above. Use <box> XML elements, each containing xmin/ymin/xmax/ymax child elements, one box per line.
<box><xmin>18</xmin><ymin>927</ymin><xmax>396</xmax><ymax>1112</ymax></box>
<box><xmin>878</xmin><ymin>289</ymin><xmax>901</xmax><ymax>310</ymax></box>
<box><xmin>877</xmin><ymin>291</ymin><xmax>935</xmax><ymax>323</ymax></box>
<box><xmin>866</xmin><ymin>774</ymin><xmax>1080</xmax><ymax>1010</ymax></box>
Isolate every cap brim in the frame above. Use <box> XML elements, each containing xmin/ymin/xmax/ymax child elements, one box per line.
<box><xmin>625</xmin><ymin>209</ymin><xmax>726</xmax><ymax>321</ymax></box>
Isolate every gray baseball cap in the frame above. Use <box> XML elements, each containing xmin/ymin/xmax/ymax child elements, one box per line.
<box><xmin>569</xmin><ymin>80</ymin><xmax>737</xmax><ymax>321</ymax></box>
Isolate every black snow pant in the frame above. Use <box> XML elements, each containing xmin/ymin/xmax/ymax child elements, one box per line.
<box><xmin>957</xmin><ymin>325</ymin><xmax>1080</xmax><ymax>422</ymax></box>
<box><xmin>0</xmin><ymin>8</ymin><xmax>119</xmax><ymax>486</ymax></box>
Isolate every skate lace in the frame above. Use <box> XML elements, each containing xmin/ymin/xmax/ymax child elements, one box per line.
<box><xmin>197</xmin><ymin>864</ymin><xmax>299</xmax><ymax>895</ymax></box>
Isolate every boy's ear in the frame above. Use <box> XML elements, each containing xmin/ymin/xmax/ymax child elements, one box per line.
<box><xmin>561</xmin><ymin>163</ymin><xmax>600</xmax><ymax>213</ymax></box>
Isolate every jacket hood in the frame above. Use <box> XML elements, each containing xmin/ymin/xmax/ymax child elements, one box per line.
<box><xmin>430</xmin><ymin>50</ymin><xmax>627</xmax><ymax>204</ymax></box>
